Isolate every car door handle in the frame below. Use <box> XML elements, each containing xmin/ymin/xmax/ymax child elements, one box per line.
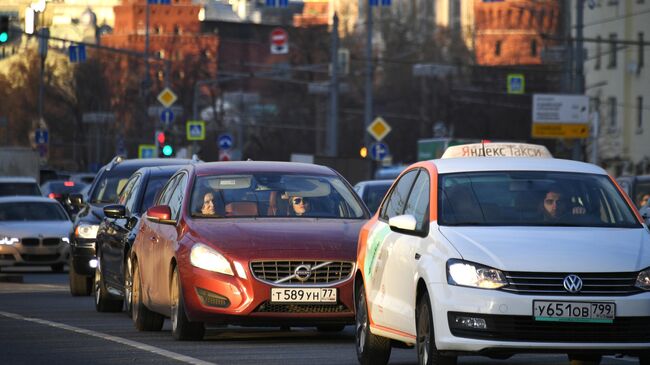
<box><xmin>414</xmin><ymin>253</ymin><xmax>421</xmax><ymax>260</ymax></box>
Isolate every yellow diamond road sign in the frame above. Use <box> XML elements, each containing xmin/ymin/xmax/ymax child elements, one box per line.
<box><xmin>367</xmin><ymin>117</ymin><xmax>391</xmax><ymax>141</ymax></box>
<box><xmin>157</xmin><ymin>87</ymin><xmax>177</xmax><ymax>108</ymax></box>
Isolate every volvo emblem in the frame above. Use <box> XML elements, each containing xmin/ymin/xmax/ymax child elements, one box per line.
<box><xmin>294</xmin><ymin>264</ymin><xmax>312</xmax><ymax>282</ymax></box>
<box><xmin>563</xmin><ymin>274</ymin><xmax>583</xmax><ymax>293</ymax></box>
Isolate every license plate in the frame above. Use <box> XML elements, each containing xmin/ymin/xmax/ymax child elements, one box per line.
<box><xmin>270</xmin><ymin>288</ymin><xmax>337</xmax><ymax>303</ymax></box>
<box><xmin>533</xmin><ymin>300</ymin><xmax>615</xmax><ymax>323</ymax></box>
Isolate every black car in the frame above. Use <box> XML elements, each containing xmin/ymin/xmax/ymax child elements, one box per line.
<box><xmin>41</xmin><ymin>179</ymin><xmax>88</xmax><ymax>218</ymax></box>
<box><xmin>93</xmin><ymin>165</ymin><xmax>184</xmax><ymax>312</ymax></box>
<box><xmin>68</xmin><ymin>156</ymin><xmax>196</xmax><ymax>296</ymax></box>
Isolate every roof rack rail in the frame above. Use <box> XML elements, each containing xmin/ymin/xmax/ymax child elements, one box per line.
<box><xmin>105</xmin><ymin>155</ymin><xmax>125</xmax><ymax>171</ymax></box>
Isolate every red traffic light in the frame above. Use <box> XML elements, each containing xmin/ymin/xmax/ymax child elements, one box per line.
<box><xmin>156</xmin><ymin>131</ymin><xmax>166</xmax><ymax>145</ymax></box>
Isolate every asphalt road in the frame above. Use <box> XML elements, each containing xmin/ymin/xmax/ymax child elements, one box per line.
<box><xmin>0</xmin><ymin>267</ymin><xmax>643</xmax><ymax>365</ymax></box>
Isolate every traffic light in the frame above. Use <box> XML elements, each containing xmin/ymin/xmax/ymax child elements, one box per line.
<box><xmin>156</xmin><ymin>130</ymin><xmax>166</xmax><ymax>146</ymax></box>
<box><xmin>359</xmin><ymin>146</ymin><xmax>368</xmax><ymax>158</ymax></box>
<box><xmin>162</xmin><ymin>143</ymin><xmax>174</xmax><ymax>157</ymax></box>
<box><xmin>0</xmin><ymin>16</ymin><xmax>9</xmax><ymax>44</ymax></box>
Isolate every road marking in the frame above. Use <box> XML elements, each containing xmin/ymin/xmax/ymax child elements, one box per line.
<box><xmin>0</xmin><ymin>311</ymin><xmax>217</xmax><ymax>365</ymax></box>
<box><xmin>0</xmin><ymin>283</ymin><xmax>67</xmax><ymax>293</ymax></box>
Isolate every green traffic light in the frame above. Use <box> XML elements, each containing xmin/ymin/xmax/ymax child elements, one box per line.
<box><xmin>162</xmin><ymin>145</ymin><xmax>173</xmax><ymax>156</ymax></box>
<box><xmin>0</xmin><ymin>32</ymin><xmax>7</xmax><ymax>43</ymax></box>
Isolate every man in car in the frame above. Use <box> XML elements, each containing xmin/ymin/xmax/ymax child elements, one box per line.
<box><xmin>540</xmin><ymin>185</ymin><xmax>586</xmax><ymax>222</ymax></box>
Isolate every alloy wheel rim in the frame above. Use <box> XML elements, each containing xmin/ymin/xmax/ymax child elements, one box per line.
<box><xmin>356</xmin><ymin>292</ymin><xmax>367</xmax><ymax>353</ymax></box>
<box><xmin>124</xmin><ymin>259</ymin><xmax>132</xmax><ymax>310</ymax></box>
<box><xmin>171</xmin><ymin>272</ymin><xmax>179</xmax><ymax>331</ymax></box>
<box><xmin>132</xmin><ymin>268</ymin><xmax>139</xmax><ymax>319</ymax></box>
<box><xmin>94</xmin><ymin>270</ymin><xmax>101</xmax><ymax>305</ymax></box>
<box><xmin>418</xmin><ymin>303</ymin><xmax>430</xmax><ymax>364</ymax></box>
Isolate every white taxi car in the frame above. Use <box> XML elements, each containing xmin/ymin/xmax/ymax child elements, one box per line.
<box><xmin>355</xmin><ymin>143</ymin><xmax>650</xmax><ymax>365</ymax></box>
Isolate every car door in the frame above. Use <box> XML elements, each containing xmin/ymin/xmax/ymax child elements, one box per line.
<box><xmin>102</xmin><ymin>173</ymin><xmax>140</xmax><ymax>288</ymax></box>
<box><xmin>141</xmin><ymin>174</ymin><xmax>180</xmax><ymax>308</ymax></box>
<box><xmin>150</xmin><ymin>172</ymin><xmax>187</xmax><ymax>312</ymax></box>
<box><xmin>366</xmin><ymin>169</ymin><xmax>419</xmax><ymax>330</ymax></box>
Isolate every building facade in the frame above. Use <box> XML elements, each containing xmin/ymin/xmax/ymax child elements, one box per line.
<box><xmin>581</xmin><ymin>0</ymin><xmax>650</xmax><ymax>175</ymax></box>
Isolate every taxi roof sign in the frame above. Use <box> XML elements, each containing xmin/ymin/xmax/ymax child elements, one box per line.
<box><xmin>441</xmin><ymin>142</ymin><xmax>552</xmax><ymax>159</ymax></box>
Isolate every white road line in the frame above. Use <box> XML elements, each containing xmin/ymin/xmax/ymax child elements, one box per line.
<box><xmin>0</xmin><ymin>311</ymin><xmax>217</xmax><ymax>365</ymax></box>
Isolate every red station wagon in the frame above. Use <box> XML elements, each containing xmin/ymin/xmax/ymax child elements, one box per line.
<box><xmin>130</xmin><ymin>161</ymin><xmax>369</xmax><ymax>340</ymax></box>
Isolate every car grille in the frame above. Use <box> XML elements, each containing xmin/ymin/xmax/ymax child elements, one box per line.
<box><xmin>21</xmin><ymin>254</ymin><xmax>60</xmax><ymax>262</ymax></box>
<box><xmin>20</xmin><ymin>238</ymin><xmax>62</xmax><ymax>247</ymax></box>
<box><xmin>0</xmin><ymin>254</ymin><xmax>14</xmax><ymax>260</ymax></box>
<box><xmin>502</xmin><ymin>271</ymin><xmax>642</xmax><ymax>296</ymax></box>
<box><xmin>250</xmin><ymin>261</ymin><xmax>354</xmax><ymax>285</ymax></box>
<box><xmin>254</xmin><ymin>302</ymin><xmax>351</xmax><ymax>313</ymax></box>
<box><xmin>448</xmin><ymin>312</ymin><xmax>650</xmax><ymax>343</ymax></box>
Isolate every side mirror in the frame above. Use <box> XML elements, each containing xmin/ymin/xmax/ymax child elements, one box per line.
<box><xmin>104</xmin><ymin>204</ymin><xmax>126</xmax><ymax>219</ymax></box>
<box><xmin>146</xmin><ymin>205</ymin><xmax>176</xmax><ymax>225</ymax></box>
<box><xmin>69</xmin><ymin>193</ymin><xmax>84</xmax><ymax>207</ymax></box>
<box><xmin>388</xmin><ymin>214</ymin><xmax>417</xmax><ymax>232</ymax></box>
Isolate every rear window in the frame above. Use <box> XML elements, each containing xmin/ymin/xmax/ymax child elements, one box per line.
<box><xmin>0</xmin><ymin>202</ymin><xmax>69</xmax><ymax>221</ymax></box>
<box><xmin>0</xmin><ymin>183</ymin><xmax>41</xmax><ymax>196</ymax></box>
<box><xmin>41</xmin><ymin>182</ymin><xmax>87</xmax><ymax>195</ymax></box>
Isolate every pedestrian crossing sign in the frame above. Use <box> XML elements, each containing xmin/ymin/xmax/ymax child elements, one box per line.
<box><xmin>186</xmin><ymin>120</ymin><xmax>205</xmax><ymax>141</ymax></box>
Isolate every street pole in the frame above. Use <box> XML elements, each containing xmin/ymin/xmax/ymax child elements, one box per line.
<box><xmin>144</xmin><ymin>0</ymin><xmax>151</xmax><ymax>94</ymax></box>
<box><xmin>573</xmin><ymin>0</ymin><xmax>585</xmax><ymax>161</ymax></box>
<box><xmin>364</xmin><ymin>0</ymin><xmax>373</xmax><ymax>149</ymax></box>
<box><xmin>326</xmin><ymin>13</ymin><xmax>339</xmax><ymax>157</ymax></box>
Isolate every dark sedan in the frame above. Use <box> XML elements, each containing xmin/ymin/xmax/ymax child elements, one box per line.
<box><xmin>94</xmin><ymin>165</ymin><xmax>184</xmax><ymax>312</ymax></box>
<box><xmin>41</xmin><ymin>180</ymin><xmax>88</xmax><ymax>218</ymax></box>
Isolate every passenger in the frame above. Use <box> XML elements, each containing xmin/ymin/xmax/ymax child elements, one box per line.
<box><xmin>637</xmin><ymin>193</ymin><xmax>650</xmax><ymax>209</ymax></box>
<box><xmin>289</xmin><ymin>196</ymin><xmax>311</xmax><ymax>216</ymax></box>
<box><xmin>540</xmin><ymin>185</ymin><xmax>586</xmax><ymax>222</ymax></box>
<box><xmin>200</xmin><ymin>192</ymin><xmax>221</xmax><ymax>216</ymax></box>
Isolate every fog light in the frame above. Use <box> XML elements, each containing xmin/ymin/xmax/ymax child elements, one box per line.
<box><xmin>89</xmin><ymin>258</ymin><xmax>98</xmax><ymax>269</ymax></box>
<box><xmin>196</xmin><ymin>287</ymin><xmax>230</xmax><ymax>308</ymax></box>
<box><xmin>454</xmin><ymin>316</ymin><xmax>487</xmax><ymax>330</ymax></box>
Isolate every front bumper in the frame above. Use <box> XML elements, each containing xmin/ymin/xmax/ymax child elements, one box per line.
<box><xmin>429</xmin><ymin>283</ymin><xmax>650</xmax><ymax>354</ymax></box>
<box><xmin>179</xmin><ymin>261</ymin><xmax>355</xmax><ymax>326</ymax></box>
<box><xmin>0</xmin><ymin>242</ymin><xmax>70</xmax><ymax>267</ymax></box>
<box><xmin>70</xmin><ymin>238</ymin><xmax>96</xmax><ymax>275</ymax></box>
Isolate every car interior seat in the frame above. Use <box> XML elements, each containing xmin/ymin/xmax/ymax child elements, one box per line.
<box><xmin>225</xmin><ymin>201</ymin><xmax>258</xmax><ymax>217</ymax></box>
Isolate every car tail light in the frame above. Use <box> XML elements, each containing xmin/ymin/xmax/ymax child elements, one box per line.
<box><xmin>64</xmin><ymin>181</ymin><xmax>75</xmax><ymax>187</ymax></box>
<box><xmin>48</xmin><ymin>193</ymin><xmax>62</xmax><ymax>199</ymax></box>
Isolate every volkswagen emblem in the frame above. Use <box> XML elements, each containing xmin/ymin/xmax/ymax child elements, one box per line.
<box><xmin>563</xmin><ymin>274</ymin><xmax>583</xmax><ymax>293</ymax></box>
<box><xmin>294</xmin><ymin>264</ymin><xmax>312</xmax><ymax>282</ymax></box>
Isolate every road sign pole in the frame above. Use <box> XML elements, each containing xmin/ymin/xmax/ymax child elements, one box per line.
<box><xmin>326</xmin><ymin>13</ymin><xmax>339</xmax><ymax>157</ymax></box>
<box><xmin>364</xmin><ymin>0</ymin><xmax>373</xmax><ymax>148</ymax></box>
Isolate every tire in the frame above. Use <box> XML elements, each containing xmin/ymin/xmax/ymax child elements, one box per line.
<box><xmin>69</xmin><ymin>259</ymin><xmax>92</xmax><ymax>296</ymax></box>
<box><xmin>567</xmin><ymin>354</ymin><xmax>602</xmax><ymax>365</ymax></box>
<box><xmin>94</xmin><ymin>268</ymin><xmax>123</xmax><ymax>312</ymax></box>
<box><xmin>171</xmin><ymin>267</ymin><xmax>204</xmax><ymax>340</ymax></box>
<box><xmin>416</xmin><ymin>291</ymin><xmax>457</xmax><ymax>365</ymax></box>
<box><xmin>316</xmin><ymin>324</ymin><xmax>346</xmax><ymax>332</ymax></box>
<box><xmin>123</xmin><ymin>256</ymin><xmax>133</xmax><ymax>316</ymax></box>
<box><xmin>355</xmin><ymin>282</ymin><xmax>391</xmax><ymax>365</ymax></box>
<box><xmin>51</xmin><ymin>263</ymin><xmax>65</xmax><ymax>273</ymax></box>
<box><xmin>132</xmin><ymin>263</ymin><xmax>164</xmax><ymax>331</ymax></box>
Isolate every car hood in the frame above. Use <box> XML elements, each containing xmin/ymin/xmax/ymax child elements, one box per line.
<box><xmin>0</xmin><ymin>221</ymin><xmax>73</xmax><ymax>238</ymax></box>
<box><xmin>438</xmin><ymin>226</ymin><xmax>650</xmax><ymax>272</ymax></box>
<box><xmin>188</xmin><ymin>218</ymin><xmax>365</xmax><ymax>260</ymax></box>
<box><xmin>75</xmin><ymin>204</ymin><xmax>107</xmax><ymax>225</ymax></box>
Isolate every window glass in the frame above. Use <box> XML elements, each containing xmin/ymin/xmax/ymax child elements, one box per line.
<box><xmin>189</xmin><ymin>173</ymin><xmax>366</xmax><ymax>219</ymax></box>
<box><xmin>90</xmin><ymin>169</ymin><xmax>135</xmax><ymax>204</ymax></box>
<box><xmin>120</xmin><ymin>175</ymin><xmax>140</xmax><ymax>214</ymax></box>
<box><xmin>404</xmin><ymin>171</ymin><xmax>430</xmax><ymax>231</ymax></box>
<box><xmin>157</xmin><ymin>175</ymin><xmax>180</xmax><ymax>206</ymax></box>
<box><xmin>380</xmin><ymin>170</ymin><xmax>419</xmax><ymax>220</ymax></box>
<box><xmin>140</xmin><ymin>176</ymin><xmax>174</xmax><ymax>214</ymax></box>
<box><xmin>168</xmin><ymin>174</ymin><xmax>187</xmax><ymax>220</ymax></box>
<box><xmin>0</xmin><ymin>202</ymin><xmax>68</xmax><ymax>221</ymax></box>
<box><xmin>438</xmin><ymin>171</ymin><xmax>639</xmax><ymax>227</ymax></box>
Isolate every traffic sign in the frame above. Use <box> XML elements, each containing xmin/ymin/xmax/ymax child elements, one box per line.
<box><xmin>367</xmin><ymin>117</ymin><xmax>391</xmax><ymax>141</ymax></box>
<box><xmin>186</xmin><ymin>120</ymin><xmax>205</xmax><ymax>141</ymax></box>
<box><xmin>507</xmin><ymin>74</ymin><xmax>525</xmax><ymax>94</ymax></box>
<box><xmin>219</xmin><ymin>149</ymin><xmax>231</xmax><ymax>161</ymax></box>
<box><xmin>369</xmin><ymin>142</ymin><xmax>389</xmax><ymax>161</ymax></box>
<box><xmin>138</xmin><ymin>144</ymin><xmax>156</xmax><ymax>158</ymax></box>
<box><xmin>35</xmin><ymin>129</ymin><xmax>48</xmax><ymax>144</ymax></box>
<box><xmin>270</xmin><ymin>28</ymin><xmax>288</xmax><ymax>55</ymax></box>
<box><xmin>157</xmin><ymin>87</ymin><xmax>177</xmax><ymax>108</ymax></box>
<box><xmin>218</xmin><ymin>133</ymin><xmax>233</xmax><ymax>150</ymax></box>
<box><xmin>160</xmin><ymin>108</ymin><xmax>174</xmax><ymax>126</ymax></box>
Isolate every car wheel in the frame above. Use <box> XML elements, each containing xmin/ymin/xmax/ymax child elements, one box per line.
<box><xmin>416</xmin><ymin>291</ymin><xmax>457</xmax><ymax>365</ymax></box>
<box><xmin>123</xmin><ymin>256</ymin><xmax>133</xmax><ymax>316</ymax></box>
<box><xmin>94</xmin><ymin>268</ymin><xmax>123</xmax><ymax>312</ymax></box>
<box><xmin>355</xmin><ymin>282</ymin><xmax>391</xmax><ymax>365</ymax></box>
<box><xmin>567</xmin><ymin>354</ymin><xmax>602</xmax><ymax>365</ymax></box>
<box><xmin>51</xmin><ymin>263</ymin><xmax>64</xmax><ymax>273</ymax></box>
<box><xmin>171</xmin><ymin>267</ymin><xmax>204</xmax><ymax>340</ymax></box>
<box><xmin>132</xmin><ymin>263</ymin><xmax>164</xmax><ymax>331</ymax></box>
<box><xmin>69</xmin><ymin>259</ymin><xmax>91</xmax><ymax>296</ymax></box>
<box><xmin>316</xmin><ymin>324</ymin><xmax>346</xmax><ymax>332</ymax></box>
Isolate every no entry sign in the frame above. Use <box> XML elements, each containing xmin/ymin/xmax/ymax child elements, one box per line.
<box><xmin>270</xmin><ymin>27</ymin><xmax>288</xmax><ymax>54</ymax></box>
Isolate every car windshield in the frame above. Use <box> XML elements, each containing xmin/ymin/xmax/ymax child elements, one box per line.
<box><xmin>90</xmin><ymin>170</ymin><xmax>134</xmax><ymax>204</ymax></box>
<box><xmin>0</xmin><ymin>183</ymin><xmax>41</xmax><ymax>196</ymax></box>
<box><xmin>439</xmin><ymin>171</ymin><xmax>640</xmax><ymax>228</ymax></box>
<box><xmin>190</xmin><ymin>173</ymin><xmax>366</xmax><ymax>219</ymax></box>
<box><xmin>0</xmin><ymin>202</ymin><xmax>68</xmax><ymax>221</ymax></box>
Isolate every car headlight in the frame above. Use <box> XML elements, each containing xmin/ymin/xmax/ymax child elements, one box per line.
<box><xmin>636</xmin><ymin>268</ymin><xmax>650</xmax><ymax>290</ymax></box>
<box><xmin>75</xmin><ymin>223</ymin><xmax>99</xmax><ymax>239</ymax></box>
<box><xmin>0</xmin><ymin>237</ymin><xmax>19</xmax><ymax>245</ymax></box>
<box><xmin>447</xmin><ymin>259</ymin><xmax>507</xmax><ymax>289</ymax></box>
<box><xmin>190</xmin><ymin>243</ymin><xmax>233</xmax><ymax>276</ymax></box>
